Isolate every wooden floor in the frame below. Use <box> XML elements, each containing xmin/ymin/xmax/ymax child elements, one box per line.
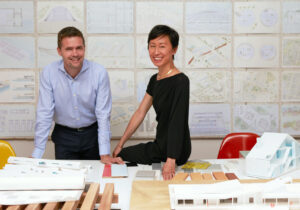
<box><xmin>0</xmin><ymin>183</ymin><xmax>118</xmax><ymax>210</ymax></box>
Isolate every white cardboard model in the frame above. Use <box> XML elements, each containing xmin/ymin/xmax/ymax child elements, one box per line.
<box><xmin>246</xmin><ymin>132</ymin><xmax>300</xmax><ymax>178</ymax></box>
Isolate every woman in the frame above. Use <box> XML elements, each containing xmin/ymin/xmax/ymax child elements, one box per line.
<box><xmin>113</xmin><ymin>25</ymin><xmax>191</xmax><ymax>180</ymax></box>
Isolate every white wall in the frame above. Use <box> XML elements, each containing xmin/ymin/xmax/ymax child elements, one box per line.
<box><xmin>7</xmin><ymin>139</ymin><xmax>222</xmax><ymax>160</ymax></box>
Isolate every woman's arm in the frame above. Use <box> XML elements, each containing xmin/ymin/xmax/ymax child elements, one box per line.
<box><xmin>113</xmin><ymin>93</ymin><xmax>153</xmax><ymax>157</ymax></box>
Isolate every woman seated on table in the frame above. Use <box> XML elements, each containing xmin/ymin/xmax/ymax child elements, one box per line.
<box><xmin>113</xmin><ymin>25</ymin><xmax>191</xmax><ymax>180</ymax></box>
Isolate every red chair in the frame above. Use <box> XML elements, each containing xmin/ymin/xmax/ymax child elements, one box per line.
<box><xmin>217</xmin><ymin>133</ymin><xmax>259</xmax><ymax>159</ymax></box>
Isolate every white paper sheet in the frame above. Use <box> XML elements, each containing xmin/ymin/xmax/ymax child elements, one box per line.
<box><xmin>87</xmin><ymin>1</ymin><xmax>133</xmax><ymax>33</ymax></box>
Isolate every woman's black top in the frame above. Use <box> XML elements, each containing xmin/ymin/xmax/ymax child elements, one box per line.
<box><xmin>146</xmin><ymin>73</ymin><xmax>191</xmax><ymax>165</ymax></box>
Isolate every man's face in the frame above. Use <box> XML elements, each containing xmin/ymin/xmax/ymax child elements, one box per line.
<box><xmin>57</xmin><ymin>36</ymin><xmax>85</xmax><ymax>73</ymax></box>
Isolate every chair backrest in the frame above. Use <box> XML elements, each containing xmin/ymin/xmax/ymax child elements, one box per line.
<box><xmin>0</xmin><ymin>140</ymin><xmax>16</xmax><ymax>169</ymax></box>
<box><xmin>217</xmin><ymin>133</ymin><xmax>259</xmax><ymax>159</ymax></box>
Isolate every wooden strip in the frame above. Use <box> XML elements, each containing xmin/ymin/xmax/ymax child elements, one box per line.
<box><xmin>212</xmin><ymin>171</ymin><xmax>228</xmax><ymax>180</ymax></box>
<box><xmin>172</xmin><ymin>173</ymin><xmax>189</xmax><ymax>181</ymax></box>
<box><xmin>98</xmin><ymin>183</ymin><xmax>114</xmax><ymax>210</ymax></box>
<box><xmin>43</xmin><ymin>202</ymin><xmax>60</xmax><ymax>210</ymax></box>
<box><xmin>25</xmin><ymin>203</ymin><xmax>43</xmax><ymax>210</ymax></box>
<box><xmin>80</xmin><ymin>192</ymin><xmax>119</xmax><ymax>205</ymax></box>
<box><xmin>202</xmin><ymin>173</ymin><xmax>213</xmax><ymax>180</ymax></box>
<box><xmin>62</xmin><ymin>200</ymin><xmax>79</xmax><ymax>210</ymax></box>
<box><xmin>225</xmin><ymin>173</ymin><xmax>239</xmax><ymax>180</ymax></box>
<box><xmin>190</xmin><ymin>173</ymin><xmax>203</xmax><ymax>181</ymax></box>
<box><xmin>81</xmin><ymin>183</ymin><xmax>100</xmax><ymax>210</ymax></box>
<box><xmin>7</xmin><ymin>206</ymin><xmax>24</xmax><ymax>210</ymax></box>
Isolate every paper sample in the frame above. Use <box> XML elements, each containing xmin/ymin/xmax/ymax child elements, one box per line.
<box><xmin>87</xmin><ymin>1</ymin><xmax>133</xmax><ymax>33</ymax></box>
<box><xmin>0</xmin><ymin>37</ymin><xmax>35</xmax><ymax>68</ymax></box>
<box><xmin>282</xmin><ymin>71</ymin><xmax>300</xmax><ymax>101</ymax></box>
<box><xmin>234</xmin><ymin>71</ymin><xmax>278</xmax><ymax>102</ymax></box>
<box><xmin>187</xmin><ymin>71</ymin><xmax>230</xmax><ymax>102</ymax></box>
<box><xmin>108</xmin><ymin>71</ymin><xmax>134</xmax><ymax>102</ymax></box>
<box><xmin>186</xmin><ymin>2</ymin><xmax>232</xmax><ymax>34</ymax></box>
<box><xmin>234</xmin><ymin>36</ymin><xmax>279</xmax><ymax>68</ymax></box>
<box><xmin>185</xmin><ymin>36</ymin><xmax>231</xmax><ymax>68</ymax></box>
<box><xmin>38</xmin><ymin>36</ymin><xmax>60</xmax><ymax>68</ymax></box>
<box><xmin>111</xmin><ymin>104</ymin><xmax>135</xmax><ymax>137</ymax></box>
<box><xmin>281</xmin><ymin>104</ymin><xmax>300</xmax><ymax>135</ymax></box>
<box><xmin>0</xmin><ymin>104</ymin><xmax>35</xmax><ymax>137</ymax></box>
<box><xmin>234</xmin><ymin>104</ymin><xmax>278</xmax><ymax>134</ymax></box>
<box><xmin>234</xmin><ymin>2</ymin><xmax>280</xmax><ymax>33</ymax></box>
<box><xmin>0</xmin><ymin>1</ymin><xmax>34</xmax><ymax>33</ymax></box>
<box><xmin>88</xmin><ymin>36</ymin><xmax>134</xmax><ymax>68</ymax></box>
<box><xmin>0</xmin><ymin>71</ymin><xmax>35</xmax><ymax>102</ymax></box>
<box><xmin>136</xmin><ymin>2</ymin><xmax>183</xmax><ymax>33</ymax></box>
<box><xmin>189</xmin><ymin>104</ymin><xmax>231</xmax><ymax>136</ymax></box>
<box><xmin>283</xmin><ymin>2</ymin><xmax>300</xmax><ymax>33</ymax></box>
<box><xmin>282</xmin><ymin>37</ymin><xmax>300</xmax><ymax>67</ymax></box>
<box><xmin>37</xmin><ymin>1</ymin><xmax>84</xmax><ymax>33</ymax></box>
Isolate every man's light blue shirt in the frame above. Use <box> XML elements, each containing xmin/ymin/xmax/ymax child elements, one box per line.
<box><xmin>32</xmin><ymin>59</ymin><xmax>112</xmax><ymax>158</ymax></box>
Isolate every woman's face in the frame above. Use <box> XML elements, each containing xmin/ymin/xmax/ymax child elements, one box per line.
<box><xmin>148</xmin><ymin>35</ymin><xmax>177</xmax><ymax>68</ymax></box>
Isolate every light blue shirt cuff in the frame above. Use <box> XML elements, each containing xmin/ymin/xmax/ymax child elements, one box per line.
<box><xmin>99</xmin><ymin>141</ymin><xmax>110</xmax><ymax>156</ymax></box>
<box><xmin>31</xmin><ymin>147</ymin><xmax>44</xmax><ymax>159</ymax></box>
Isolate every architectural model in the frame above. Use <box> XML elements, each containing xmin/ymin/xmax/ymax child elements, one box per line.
<box><xmin>246</xmin><ymin>132</ymin><xmax>300</xmax><ymax>178</ymax></box>
<box><xmin>169</xmin><ymin>177</ymin><xmax>300</xmax><ymax>209</ymax></box>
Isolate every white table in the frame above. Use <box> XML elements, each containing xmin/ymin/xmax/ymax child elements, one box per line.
<box><xmin>82</xmin><ymin>159</ymin><xmax>300</xmax><ymax>210</ymax></box>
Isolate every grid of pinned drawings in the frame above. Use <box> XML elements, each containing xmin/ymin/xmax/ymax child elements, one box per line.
<box><xmin>0</xmin><ymin>0</ymin><xmax>299</xmax><ymax>138</ymax></box>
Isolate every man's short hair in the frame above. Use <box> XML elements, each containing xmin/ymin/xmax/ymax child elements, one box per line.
<box><xmin>57</xmin><ymin>26</ymin><xmax>85</xmax><ymax>49</ymax></box>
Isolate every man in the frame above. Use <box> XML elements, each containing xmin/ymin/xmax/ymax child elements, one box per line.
<box><xmin>32</xmin><ymin>26</ymin><xmax>121</xmax><ymax>164</ymax></box>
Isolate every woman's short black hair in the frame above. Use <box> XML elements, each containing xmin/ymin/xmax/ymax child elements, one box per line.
<box><xmin>147</xmin><ymin>25</ymin><xmax>179</xmax><ymax>49</ymax></box>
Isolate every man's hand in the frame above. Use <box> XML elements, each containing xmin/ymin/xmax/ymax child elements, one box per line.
<box><xmin>162</xmin><ymin>158</ymin><xmax>176</xmax><ymax>180</ymax></box>
<box><xmin>112</xmin><ymin>144</ymin><xmax>122</xmax><ymax>158</ymax></box>
<box><xmin>100</xmin><ymin>155</ymin><xmax>124</xmax><ymax>164</ymax></box>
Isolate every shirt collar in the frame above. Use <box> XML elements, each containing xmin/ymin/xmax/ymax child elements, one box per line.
<box><xmin>58</xmin><ymin>59</ymin><xmax>89</xmax><ymax>76</ymax></box>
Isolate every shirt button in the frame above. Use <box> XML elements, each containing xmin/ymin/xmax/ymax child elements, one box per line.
<box><xmin>73</xmin><ymin>94</ymin><xmax>76</xmax><ymax>96</ymax></box>
<box><xmin>74</xmin><ymin>106</ymin><xmax>78</xmax><ymax>109</ymax></box>
<box><xmin>76</xmin><ymin>118</ymin><xmax>80</xmax><ymax>121</ymax></box>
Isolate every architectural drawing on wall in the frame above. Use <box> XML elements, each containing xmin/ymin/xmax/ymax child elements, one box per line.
<box><xmin>111</xmin><ymin>104</ymin><xmax>135</xmax><ymax>137</ymax></box>
<box><xmin>137</xmin><ymin>70</ymin><xmax>156</xmax><ymax>102</ymax></box>
<box><xmin>185</xmin><ymin>36</ymin><xmax>231</xmax><ymax>68</ymax></box>
<box><xmin>0</xmin><ymin>71</ymin><xmax>35</xmax><ymax>103</ymax></box>
<box><xmin>234</xmin><ymin>104</ymin><xmax>278</xmax><ymax>134</ymax></box>
<box><xmin>187</xmin><ymin>71</ymin><xmax>230</xmax><ymax>103</ymax></box>
<box><xmin>0</xmin><ymin>1</ymin><xmax>34</xmax><ymax>33</ymax></box>
<box><xmin>185</xmin><ymin>2</ymin><xmax>232</xmax><ymax>34</ymax></box>
<box><xmin>0</xmin><ymin>104</ymin><xmax>35</xmax><ymax>137</ymax></box>
<box><xmin>283</xmin><ymin>2</ymin><xmax>300</xmax><ymax>33</ymax></box>
<box><xmin>37</xmin><ymin>2</ymin><xmax>84</xmax><ymax>33</ymax></box>
<box><xmin>38</xmin><ymin>36</ymin><xmax>60</xmax><ymax>68</ymax></box>
<box><xmin>189</xmin><ymin>104</ymin><xmax>231</xmax><ymax>136</ymax></box>
<box><xmin>234</xmin><ymin>1</ymin><xmax>280</xmax><ymax>33</ymax></box>
<box><xmin>234</xmin><ymin>71</ymin><xmax>278</xmax><ymax>102</ymax></box>
<box><xmin>0</xmin><ymin>37</ymin><xmax>35</xmax><ymax>68</ymax></box>
<box><xmin>234</xmin><ymin>36</ymin><xmax>279</xmax><ymax>68</ymax></box>
<box><xmin>282</xmin><ymin>71</ymin><xmax>300</xmax><ymax>102</ymax></box>
<box><xmin>88</xmin><ymin>36</ymin><xmax>134</xmax><ymax>68</ymax></box>
<box><xmin>87</xmin><ymin>2</ymin><xmax>133</xmax><ymax>33</ymax></box>
<box><xmin>136</xmin><ymin>2</ymin><xmax>183</xmax><ymax>33</ymax></box>
<box><xmin>283</xmin><ymin>38</ymin><xmax>300</xmax><ymax>67</ymax></box>
<box><xmin>108</xmin><ymin>71</ymin><xmax>134</xmax><ymax>102</ymax></box>
<box><xmin>135</xmin><ymin>107</ymin><xmax>157</xmax><ymax>138</ymax></box>
<box><xmin>281</xmin><ymin>104</ymin><xmax>300</xmax><ymax>135</ymax></box>
<box><xmin>136</xmin><ymin>36</ymin><xmax>183</xmax><ymax>68</ymax></box>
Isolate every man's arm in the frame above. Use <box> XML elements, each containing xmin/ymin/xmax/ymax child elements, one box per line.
<box><xmin>32</xmin><ymin>68</ymin><xmax>54</xmax><ymax>158</ymax></box>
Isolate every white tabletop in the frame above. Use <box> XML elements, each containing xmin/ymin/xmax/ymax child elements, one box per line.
<box><xmin>81</xmin><ymin>159</ymin><xmax>300</xmax><ymax>210</ymax></box>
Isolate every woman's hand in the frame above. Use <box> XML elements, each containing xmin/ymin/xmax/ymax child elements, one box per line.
<box><xmin>112</xmin><ymin>144</ymin><xmax>122</xmax><ymax>158</ymax></box>
<box><xmin>162</xmin><ymin>158</ymin><xmax>176</xmax><ymax>180</ymax></box>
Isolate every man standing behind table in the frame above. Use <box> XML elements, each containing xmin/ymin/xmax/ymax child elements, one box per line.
<box><xmin>32</xmin><ymin>26</ymin><xmax>122</xmax><ymax>164</ymax></box>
